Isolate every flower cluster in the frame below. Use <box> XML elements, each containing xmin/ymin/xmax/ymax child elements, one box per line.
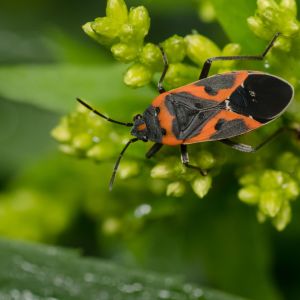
<box><xmin>238</xmin><ymin>151</ymin><xmax>300</xmax><ymax>230</ymax></box>
<box><xmin>150</xmin><ymin>151</ymin><xmax>215</xmax><ymax>198</ymax></box>
<box><xmin>83</xmin><ymin>0</ymin><xmax>241</xmax><ymax>89</ymax></box>
<box><xmin>248</xmin><ymin>0</ymin><xmax>300</xmax><ymax>52</ymax></box>
<box><xmin>51</xmin><ymin>103</ymin><xmax>141</xmax><ymax>180</ymax></box>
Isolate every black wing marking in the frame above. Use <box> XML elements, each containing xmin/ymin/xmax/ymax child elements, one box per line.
<box><xmin>165</xmin><ymin>92</ymin><xmax>224</xmax><ymax>140</ymax></box>
<box><xmin>229</xmin><ymin>74</ymin><xmax>293</xmax><ymax>123</ymax></box>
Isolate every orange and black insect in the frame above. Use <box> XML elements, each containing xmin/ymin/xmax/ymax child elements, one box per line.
<box><xmin>77</xmin><ymin>32</ymin><xmax>294</xmax><ymax>190</ymax></box>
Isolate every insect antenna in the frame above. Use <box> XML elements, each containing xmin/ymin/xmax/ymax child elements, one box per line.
<box><xmin>109</xmin><ymin>138</ymin><xmax>139</xmax><ymax>190</ymax></box>
<box><xmin>76</xmin><ymin>98</ymin><xmax>133</xmax><ymax>127</ymax></box>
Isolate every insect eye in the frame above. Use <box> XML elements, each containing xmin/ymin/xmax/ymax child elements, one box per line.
<box><xmin>142</xmin><ymin>136</ymin><xmax>148</xmax><ymax>142</ymax></box>
<box><xmin>133</xmin><ymin>114</ymin><xmax>143</xmax><ymax>121</ymax></box>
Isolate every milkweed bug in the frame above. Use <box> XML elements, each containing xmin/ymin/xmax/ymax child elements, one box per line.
<box><xmin>77</xmin><ymin>32</ymin><xmax>294</xmax><ymax>190</ymax></box>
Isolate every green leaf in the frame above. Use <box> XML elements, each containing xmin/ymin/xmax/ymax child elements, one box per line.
<box><xmin>0</xmin><ymin>238</ymin><xmax>248</xmax><ymax>300</ymax></box>
<box><xmin>210</xmin><ymin>0</ymin><xmax>265</xmax><ymax>51</ymax></box>
<box><xmin>0</xmin><ymin>64</ymin><xmax>156</xmax><ymax>114</ymax></box>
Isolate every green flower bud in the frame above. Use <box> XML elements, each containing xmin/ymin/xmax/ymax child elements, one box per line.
<box><xmin>282</xmin><ymin>178</ymin><xmax>299</xmax><ymax>200</ymax></box>
<box><xmin>260</xmin><ymin>170</ymin><xmax>284</xmax><ymax>189</ymax></box>
<box><xmin>161</xmin><ymin>35</ymin><xmax>186</xmax><ymax>63</ymax></box>
<box><xmin>72</xmin><ymin>133</ymin><xmax>93</xmax><ymax>151</ymax></box>
<box><xmin>239</xmin><ymin>173</ymin><xmax>257</xmax><ymax>185</ymax></box>
<box><xmin>118</xmin><ymin>161</ymin><xmax>139</xmax><ymax>179</ymax></box>
<box><xmin>257</xmin><ymin>0</ymin><xmax>276</xmax><ymax>11</ymax></box>
<box><xmin>151</xmin><ymin>162</ymin><xmax>174</xmax><ymax>179</ymax></box>
<box><xmin>111</xmin><ymin>43</ymin><xmax>140</xmax><ymax>62</ymax></box>
<box><xmin>106</xmin><ymin>0</ymin><xmax>128</xmax><ymax>25</ymax></box>
<box><xmin>82</xmin><ymin>22</ymin><xmax>115</xmax><ymax>46</ymax></box>
<box><xmin>198</xmin><ymin>0</ymin><xmax>216</xmax><ymax>23</ymax></box>
<box><xmin>272</xmin><ymin>200</ymin><xmax>291</xmax><ymax>231</ymax></box>
<box><xmin>102</xmin><ymin>217</ymin><xmax>121</xmax><ymax>236</ymax></box>
<box><xmin>119</xmin><ymin>23</ymin><xmax>135</xmax><ymax>43</ymax></box>
<box><xmin>238</xmin><ymin>185</ymin><xmax>260</xmax><ymax>205</ymax></box>
<box><xmin>222</xmin><ymin>43</ymin><xmax>241</xmax><ymax>56</ymax></box>
<box><xmin>140</xmin><ymin>43</ymin><xmax>163</xmax><ymax>70</ymax></box>
<box><xmin>248</xmin><ymin>0</ymin><xmax>300</xmax><ymax>52</ymax></box>
<box><xmin>86</xmin><ymin>143</ymin><xmax>115</xmax><ymax>161</ymax></box>
<box><xmin>166</xmin><ymin>181</ymin><xmax>186</xmax><ymax>197</ymax></box>
<box><xmin>59</xmin><ymin>144</ymin><xmax>77</xmax><ymax>156</ymax></box>
<box><xmin>92</xmin><ymin>17</ymin><xmax>119</xmax><ymax>39</ymax></box>
<box><xmin>128</xmin><ymin>6</ymin><xmax>150</xmax><ymax>40</ymax></box>
<box><xmin>51</xmin><ymin>119</ymin><xmax>71</xmax><ymax>143</ymax></box>
<box><xmin>247</xmin><ymin>16</ymin><xmax>270</xmax><ymax>40</ymax></box>
<box><xmin>185</xmin><ymin>33</ymin><xmax>221</xmax><ymax>66</ymax></box>
<box><xmin>164</xmin><ymin>63</ymin><xmax>199</xmax><ymax>90</ymax></box>
<box><xmin>192</xmin><ymin>175</ymin><xmax>212</xmax><ymax>198</ymax></box>
<box><xmin>196</xmin><ymin>151</ymin><xmax>216</xmax><ymax>170</ymax></box>
<box><xmin>124</xmin><ymin>63</ymin><xmax>153</xmax><ymax>87</ymax></box>
<box><xmin>281</xmin><ymin>0</ymin><xmax>297</xmax><ymax>17</ymax></box>
<box><xmin>259</xmin><ymin>190</ymin><xmax>283</xmax><ymax>217</ymax></box>
<box><xmin>257</xmin><ymin>210</ymin><xmax>267</xmax><ymax>223</ymax></box>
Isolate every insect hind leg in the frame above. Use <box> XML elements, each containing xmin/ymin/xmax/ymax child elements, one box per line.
<box><xmin>199</xmin><ymin>32</ymin><xmax>280</xmax><ymax>80</ymax></box>
<box><xmin>219</xmin><ymin>127</ymin><xmax>287</xmax><ymax>152</ymax></box>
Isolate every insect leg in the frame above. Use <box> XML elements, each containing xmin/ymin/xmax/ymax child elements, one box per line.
<box><xmin>76</xmin><ymin>98</ymin><xmax>133</xmax><ymax>127</ymax></box>
<box><xmin>157</xmin><ymin>45</ymin><xmax>169</xmax><ymax>94</ymax></box>
<box><xmin>146</xmin><ymin>143</ymin><xmax>163</xmax><ymax>159</ymax></box>
<box><xmin>199</xmin><ymin>32</ymin><xmax>280</xmax><ymax>79</ymax></box>
<box><xmin>180</xmin><ymin>145</ymin><xmax>207</xmax><ymax>176</ymax></box>
<box><xmin>219</xmin><ymin>127</ymin><xmax>286</xmax><ymax>153</ymax></box>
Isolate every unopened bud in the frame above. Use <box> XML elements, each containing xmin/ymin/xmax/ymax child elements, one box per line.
<box><xmin>259</xmin><ymin>190</ymin><xmax>283</xmax><ymax>217</ymax></box>
<box><xmin>124</xmin><ymin>63</ymin><xmax>153</xmax><ymax>87</ymax></box>
<box><xmin>140</xmin><ymin>43</ymin><xmax>163</xmax><ymax>70</ymax></box>
<box><xmin>282</xmin><ymin>178</ymin><xmax>299</xmax><ymax>200</ymax></box>
<box><xmin>192</xmin><ymin>175</ymin><xmax>212</xmax><ymax>198</ymax></box>
<box><xmin>151</xmin><ymin>162</ymin><xmax>174</xmax><ymax>179</ymax></box>
<box><xmin>185</xmin><ymin>33</ymin><xmax>221</xmax><ymax>66</ymax></box>
<box><xmin>272</xmin><ymin>200</ymin><xmax>292</xmax><ymax>231</ymax></box>
<box><xmin>106</xmin><ymin>0</ymin><xmax>128</xmax><ymax>25</ymax></box>
<box><xmin>161</xmin><ymin>35</ymin><xmax>186</xmax><ymax>63</ymax></box>
<box><xmin>196</xmin><ymin>151</ymin><xmax>215</xmax><ymax>169</ymax></box>
<box><xmin>239</xmin><ymin>173</ymin><xmax>257</xmax><ymax>185</ymax></box>
<box><xmin>92</xmin><ymin>17</ymin><xmax>119</xmax><ymax>39</ymax></box>
<box><xmin>118</xmin><ymin>161</ymin><xmax>139</xmax><ymax>179</ymax></box>
<box><xmin>87</xmin><ymin>143</ymin><xmax>115</xmax><ymax>161</ymax></box>
<box><xmin>260</xmin><ymin>170</ymin><xmax>284</xmax><ymax>189</ymax></box>
<box><xmin>238</xmin><ymin>185</ymin><xmax>260</xmax><ymax>205</ymax></box>
<box><xmin>72</xmin><ymin>133</ymin><xmax>93</xmax><ymax>151</ymax></box>
<box><xmin>166</xmin><ymin>181</ymin><xmax>186</xmax><ymax>197</ymax></box>
<box><xmin>128</xmin><ymin>6</ymin><xmax>150</xmax><ymax>40</ymax></box>
<box><xmin>111</xmin><ymin>43</ymin><xmax>140</xmax><ymax>62</ymax></box>
<box><xmin>82</xmin><ymin>22</ymin><xmax>115</xmax><ymax>46</ymax></box>
<box><xmin>51</xmin><ymin>121</ymin><xmax>71</xmax><ymax>143</ymax></box>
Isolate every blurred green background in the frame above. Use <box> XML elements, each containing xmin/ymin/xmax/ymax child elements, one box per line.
<box><xmin>1</xmin><ymin>0</ymin><xmax>300</xmax><ymax>300</ymax></box>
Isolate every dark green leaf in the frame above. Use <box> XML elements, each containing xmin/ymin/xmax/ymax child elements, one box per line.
<box><xmin>0</xmin><ymin>238</ymin><xmax>249</xmax><ymax>300</ymax></box>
